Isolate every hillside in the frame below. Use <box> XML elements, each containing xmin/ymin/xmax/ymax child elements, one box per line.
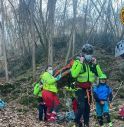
<box><xmin>0</xmin><ymin>49</ymin><xmax>124</xmax><ymax>127</ymax></box>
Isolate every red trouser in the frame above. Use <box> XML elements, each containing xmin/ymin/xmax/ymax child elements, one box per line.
<box><xmin>42</xmin><ymin>90</ymin><xmax>60</xmax><ymax>113</ymax></box>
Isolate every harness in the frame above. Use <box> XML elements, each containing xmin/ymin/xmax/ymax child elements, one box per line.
<box><xmin>80</xmin><ymin>63</ymin><xmax>98</xmax><ymax>78</ymax></box>
<box><xmin>77</xmin><ymin>63</ymin><xmax>98</xmax><ymax>105</ymax></box>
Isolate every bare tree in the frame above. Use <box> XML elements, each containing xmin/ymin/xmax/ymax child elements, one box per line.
<box><xmin>83</xmin><ymin>0</ymin><xmax>89</xmax><ymax>43</ymax></box>
<box><xmin>29</xmin><ymin>0</ymin><xmax>36</xmax><ymax>80</ymax></box>
<box><xmin>0</xmin><ymin>0</ymin><xmax>123</xmax><ymax>79</ymax></box>
<box><xmin>47</xmin><ymin>0</ymin><xmax>57</xmax><ymax>65</ymax></box>
<box><xmin>72</xmin><ymin>0</ymin><xmax>78</xmax><ymax>56</ymax></box>
<box><xmin>0</xmin><ymin>0</ymin><xmax>9</xmax><ymax>81</ymax></box>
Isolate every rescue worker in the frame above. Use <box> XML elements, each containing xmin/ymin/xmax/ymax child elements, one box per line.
<box><xmin>71</xmin><ymin>44</ymin><xmax>103</xmax><ymax>127</ymax></box>
<box><xmin>33</xmin><ymin>81</ymin><xmax>47</xmax><ymax>121</ymax></box>
<box><xmin>93</xmin><ymin>74</ymin><xmax>113</xmax><ymax>127</ymax></box>
<box><xmin>40</xmin><ymin>65</ymin><xmax>61</xmax><ymax>122</ymax></box>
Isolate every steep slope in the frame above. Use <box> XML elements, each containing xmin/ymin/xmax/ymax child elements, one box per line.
<box><xmin>0</xmin><ymin>49</ymin><xmax>124</xmax><ymax>127</ymax></box>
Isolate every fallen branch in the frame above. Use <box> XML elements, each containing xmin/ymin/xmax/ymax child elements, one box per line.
<box><xmin>113</xmin><ymin>81</ymin><xmax>124</xmax><ymax>101</ymax></box>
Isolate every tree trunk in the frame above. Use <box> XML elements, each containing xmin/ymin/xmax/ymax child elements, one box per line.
<box><xmin>83</xmin><ymin>0</ymin><xmax>89</xmax><ymax>43</ymax></box>
<box><xmin>47</xmin><ymin>0</ymin><xmax>57</xmax><ymax>65</ymax></box>
<box><xmin>29</xmin><ymin>0</ymin><xmax>36</xmax><ymax>80</ymax></box>
<box><xmin>32</xmin><ymin>33</ymin><xmax>36</xmax><ymax>80</ymax></box>
<box><xmin>72</xmin><ymin>29</ymin><xmax>76</xmax><ymax>56</ymax></box>
<box><xmin>1</xmin><ymin>0</ymin><xmax>9</xmax><ymax>81</ymax></box>
<box><xmin>65</xmin><ymin>33</ymin><xmax>73</xmax><ymax>64</ymax></box>
<box><xmin>61</xmin><ymin>0</ymin><xmax>68</xmax><ymax>35</ymax></box>
<box><xmin>72</xmin><ymin>0</ymin><xmax>78</xmax><ymax>56</ymax></box>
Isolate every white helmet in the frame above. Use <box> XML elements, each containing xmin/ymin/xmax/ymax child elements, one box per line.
<box><xmin>115</xmin><ymin>40</ymin><xmax>124</xmax><ymax>58</ymax></box>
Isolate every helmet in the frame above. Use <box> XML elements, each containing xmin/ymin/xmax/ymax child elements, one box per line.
<box><xmin>99</xmin><ymin>74</ymin><xmax>107</xmax><ymax>79</ymax></box>
<box><xmin>82</xmin><ymin>43</ymin><xmax>94</xmax><ymax>54</ymax></box>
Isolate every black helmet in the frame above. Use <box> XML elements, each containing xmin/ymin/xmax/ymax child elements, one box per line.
<box><xmin>82</xmin><ymin>43</ymin><xmax>94</xmax><ymax>54</ymax></box>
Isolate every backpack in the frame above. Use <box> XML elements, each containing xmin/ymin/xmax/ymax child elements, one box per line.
<box><xmin>65</xmin><ymin>111</ymin><xmax>75</xmax><ymax>121</ymax></box>
<box><xmin>0</xmin><ymin>99</ymin><xmax>6</xmax><ymax>109</ymax></box>
<box><xmin>119</xmin><ymin>106</ymin><xmax>124</xmax><ymax>118</ymax></box>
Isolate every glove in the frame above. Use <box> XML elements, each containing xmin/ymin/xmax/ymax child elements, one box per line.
<box><xmin>100</xmin><ymin>101</ymin><xmax>104</xmax><ymax>105</ymax></box>
<box><xmin>80</xmin><ymin>57</ymin><xmax>84</xmax><ymax>63</ymax></box>
<box><xmin>109</xmin><ymin>103</ymin><xmax>112</xmax><ymax>109</ymax></box>
<box><xmin>39</xmin><ymin>85</ymin><xmax>43</xmax><ymax>89</ymax></box>
<box><xmin>92</xmin><ymin>57</ymin><xmax>97</xmax><ymax>64</ymax></box>
<box><xmin>55</xmin><ymin>74</ymin><xmax>62</xmax><ymax>81</ymax></box>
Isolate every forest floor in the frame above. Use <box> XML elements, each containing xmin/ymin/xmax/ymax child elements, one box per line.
<box><xmin>0</xmin><ymin>99</ymin><xmax>124</xmax><ymax>127</ymax></box>
<box><xmin>0</xmin><ymin>49</ymin><xmax>124</xmax><ymax>127</ymax></box>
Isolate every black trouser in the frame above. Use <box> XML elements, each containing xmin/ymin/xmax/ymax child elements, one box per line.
<box><xmin>38</xmin><ymin>97</ymin><xmax>47</xmax><ymax>121</ymax></box>
<box><xmin>75</xmin><ymin>89</ymin><xmax>90</xmax><ymax>126</ymax></box>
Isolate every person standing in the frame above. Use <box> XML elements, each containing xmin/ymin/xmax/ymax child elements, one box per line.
<box><xmin>33</xmin><ymin>81</ymin><xmax>47</xmax><ymax>121</ymax></box>
<box><xmin>93</xmin><ymin>74</ymin><xmax>113</xmax><ymax>127</ymax></box>
<box><xmin>71</xmin><ymin>44</ymin><xmax>103</xmax><ymax>127</ymax></box>
<box><xmin>40</xmin><ymin>65</ymin><xmax>61</xmax><ymax>121</ymax></box>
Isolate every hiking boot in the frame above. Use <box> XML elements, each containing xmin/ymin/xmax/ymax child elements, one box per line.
<box><xmin>46</xmin><ymin>113</ymin><xmax>51</xmax><ymax>120</ymax></box>
<box><xmin>44</xmin><ymin>116</ymin><xmax>47</xmax><ymax>121</ymax></box>
<box><xmin>79</xmin><ymin>122</ymin><xmax>83</xmax><ymax>127</ymax></box>
<box><xmin>84</xmin><ymin>125</ymin><xmax>89</xmax><ymax>127</ymax></box>
<box><xmin>48</xmin><ymin>111</ymin><xmax>57</xmax><ymax>122</ymax></box>
<box><xmin>84</xmin><ymin>124</ymin><xmax>89</xmax><ymax>127</ymax></box>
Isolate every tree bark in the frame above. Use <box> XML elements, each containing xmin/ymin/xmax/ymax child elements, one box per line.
<box><xmin>47</xmin><ymin>0</ymin><xmax>57</xmax><ymax>65</ymax></box>
<box><xmin>1</xmin><ymin>0</ymin><xmax>9</xmax><ymax>81</ymax></box>
<box><xmin>28</xmin><ymin>0</ymin><xmax>36</xmax><ymax>80</ymax></box>
<box><xmin>83</xmin><ymin>0</ymin><xmax>89</xmax><ymax>43</ymax></box>
<box><xmin>72</xmin><ymin>0</ymin><xmax>78</xmax><ymax>56</ymax></box>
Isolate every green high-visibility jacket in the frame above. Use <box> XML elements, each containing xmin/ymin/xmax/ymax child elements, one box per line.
<box><xmin>65</xmin><ymin>86</ymin><xmax>76</xmax><ymax>92</ymax></box>
<box><xmin>65</xmin><ymin>86</ymin><xmax>78</xmax><ymax>98</ymax></box>
<box><xmin>33</xmin><ymin>83</ymin><xmax>42</xmax><ymax>97</ymax></box>
<box><xmin>40</xmin><ymin>72</ymin><xmax>58</xmax><ymax>93</ymax></box>
<box><xmin>71</xmin><ymin>59</ymin><xmax>103</xmax><ymax>83</ymax></box>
